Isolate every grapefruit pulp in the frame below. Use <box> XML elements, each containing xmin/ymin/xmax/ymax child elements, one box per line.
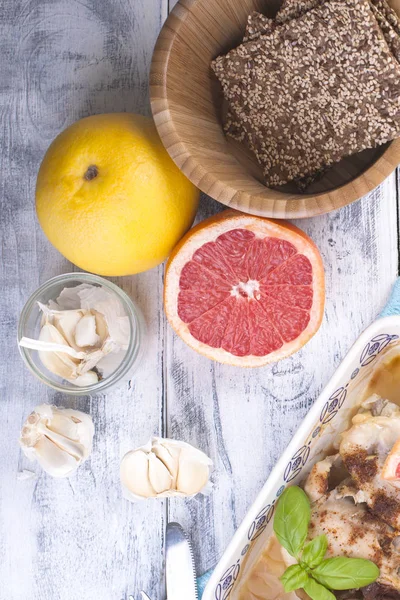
<box><xmin>164</xmin><ymin>210</ymin><xmax>325</xmax><ymax>366</ymax></box>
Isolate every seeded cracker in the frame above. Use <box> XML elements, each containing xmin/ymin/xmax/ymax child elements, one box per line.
<box><xmin>240</xmin><ymin>11</ymin><xmax>327</xmax><ymax>189</ymax></box>
<box><xmin>212</xmin><ymin>0</ymin><xmax>400</xmax><ymax>187</ymax></box>
<box><xmin>241</xmin><ymin>3</ymin><xmax>400</xmax><ymax>188</ymax></box>
<box><xmin>243</xmin><ymin>12</ymin><xmax>275</xmax><ymax>42</ymax></box>
<box><xmin>228</xmin><ymin>2</ymin><xmax>400</xmax><ymax>187</ymax></box>
<box><xmin>235</xmin><ymin>1</ymin><xmax>400</xmax><ymax>188</ymax></box>
<box><xmin>275</xmin><ymin>0</ymin><xmax>400</xmax><ymax>61</ymax></box>
<box><xmin>367</xmin><ymin>0</ymin><xmax>400</xmax><ymax>35</ymax></box>
<box><xmin>370</xmin><ymin>2</ymin><xmax>400</xmax><ymax>61</ymax></box>
<box><xmin>241</xmin><ymin>10</ymin><xmax>327</xmax><ymax>189</ymax></box>
<box><xmin>276</xmin><ymin>0</ymin><xmax>321</xmax><ymax>23</ymax></box>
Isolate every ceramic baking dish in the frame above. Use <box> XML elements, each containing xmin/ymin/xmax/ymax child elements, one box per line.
<box><xmin>203</xmin><ymin>315</ymin><xmax>400</xmax><ymax>600</ymax></box>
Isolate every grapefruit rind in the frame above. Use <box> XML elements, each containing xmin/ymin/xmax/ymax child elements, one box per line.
<box><xmin>164</xmin><ymin>211</ymin><xmax>325</xmax><ymax>367</ymax></box>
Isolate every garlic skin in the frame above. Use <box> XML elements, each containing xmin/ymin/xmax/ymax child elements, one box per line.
<box><xmin>74</xmin><ymin>314</ymin><xmax>99</xmax><ymax>348</ymax></box>
<box><xmin>19</xmin><ymin>404</ymin><xmax>94</xmax><ymax>478</ymax></box>
<box><xmin>120</xmin><ymin>437</ymin><xmax>213</xmax><ymax>501</ymax></box>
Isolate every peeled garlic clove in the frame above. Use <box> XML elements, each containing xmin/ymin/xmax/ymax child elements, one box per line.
<box><xmin>19</xmin><ymin>404</ymin><xmax>94</xmax><ymax>478</ymax></box>
<box><xmin>53</xmin><ymin>310</ymin><xmax>85</xmax><ymax>350</ymax></box>
<box><xmin>74</xmin><ymin>314</ymin><xmax>99</xmax><ymax>348</ymax></box>
<box><xmin>92</xmin><ymin>310</ymin><xmax>109</xmax><ymax>344</ymax></box>
<box><xmin>120</xmin><ymin>450</ymin><xmax>156</xmax><ymax>498</ymax></box>
<box><xmin>148</xmin><ymin>453</ymin><xmax>173</xmax><ymax>494</ymax></box>
<box><xmin>68</xmin><ymin>371</ymin><xmax>99</xmax><ymax>386</ymax></box>
<box><xmin>121</xmin><ymin>437</ymin><xmax>212</xmax><ymax>501</ymax></box>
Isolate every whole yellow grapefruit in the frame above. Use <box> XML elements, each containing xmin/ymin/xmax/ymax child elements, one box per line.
<box><xmin>36</xmin><ymin>113</ymin><xmax>200</xmax><ymax>276</ymax></box>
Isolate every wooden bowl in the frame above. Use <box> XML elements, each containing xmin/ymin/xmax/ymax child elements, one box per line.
<box><xmin>150</xmin><ymin>0</ymin><xmax>400</xmax><ymax>219</ymax></box>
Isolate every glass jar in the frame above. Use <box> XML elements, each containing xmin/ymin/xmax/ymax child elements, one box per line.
<box><xmin>17</xmin><ymin>273</ymin><xmax>146</xmax><ymax>395</ymax></box>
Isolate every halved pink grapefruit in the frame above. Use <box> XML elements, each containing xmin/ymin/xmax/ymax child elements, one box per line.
<box><xmin>164</xmin><ymin>210</ymin><xmax>325</xmax><ymax>366</ymax></box>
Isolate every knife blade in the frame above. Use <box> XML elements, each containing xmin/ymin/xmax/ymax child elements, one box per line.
<box><xmin>166</xmin><ymin>522</ymin><xmax>198</xmax><ymax>600</ymax></box>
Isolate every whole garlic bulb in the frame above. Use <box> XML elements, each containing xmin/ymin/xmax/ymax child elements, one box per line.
<box><xmin>120</xmin><ymin>437</ymin><xmax>213</xmax><ymax>500</ymax></box>
<box><xmin>19</xmin><ymin>404</ymin><xmax>94</xmax><ymax>477</ymax></box>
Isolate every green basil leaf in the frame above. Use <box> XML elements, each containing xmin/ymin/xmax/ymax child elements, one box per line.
<box><xmin>312</xmin><ymin>557</ymin><xmax>380</xmax><ymax>590</ymax></box>
<box><xmin>280</xmin><ymin>565</ymin><xmax>308</xmax><ymax>592</ymax></box>
<box><xmin>273</xmin><ymin>486</ymin><xmax>311</xmax><ymax>557</ymax></box>
<box><xmin>301</xmin><ymin>535</ymin><xmax>328</xmax><ymax>569</ymax></box>
<box><xmin>303</xmin><ymin>577</ymin><xmax>336</xmax><ymax>600</ymax></box>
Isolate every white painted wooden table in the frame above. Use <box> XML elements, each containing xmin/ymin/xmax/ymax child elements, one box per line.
<box><xmin>1</xmin><ymin>1</ymin><xmax>399</xmax><ymax>599</ymax></box>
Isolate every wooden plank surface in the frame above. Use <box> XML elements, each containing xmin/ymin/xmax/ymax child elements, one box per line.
<box><xmin>0</xmin><ymin>1</ymin><xmax>167</xmax><ymax>599</ymax></box>
<box><xmin>0</xmin><ymin>1</ymin><xmax>399</xmax><ymax>600</ymax></box>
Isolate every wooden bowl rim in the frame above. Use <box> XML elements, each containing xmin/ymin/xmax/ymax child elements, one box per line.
<box><xmin>150</xmin><ymin>0</ymin><xmax>400</xmax><ymax>218</ymax></box>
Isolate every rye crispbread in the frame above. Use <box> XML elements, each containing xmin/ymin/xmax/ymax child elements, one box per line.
<box><xmin>212</xmin><ymin>0</ymin><xmax>400</xmax><ymax>187</ymax></box>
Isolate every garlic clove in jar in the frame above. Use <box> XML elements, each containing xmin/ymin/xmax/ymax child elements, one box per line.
<box><xmin>68</xmin><ymin>371</ymin><xmax>99</xmax><ymax>386</ymax></box>
<box><xmin>37</xmin><ymin>303</ymin><xmax>86</xmax><ymax>350</ymax></box>
<box><xmin>19</xmin><ymin>404</ymin><xmax>94</xmax><ymax>477</ymax></box>
<box><xmin>74</xmin><ymin>314</ymin><xmax>100</xmax><ymax>348</ymax></box>
<box><xmin>53</xmin><ymin>310</ymin><xmax>85</xmax><ymax>350</ymax></box>
<box><xmin>19</xmin><ymin>283</ymin><xmax>131</xmax><ymax>388</ymax></box>
<box><xmin>38</xmin><ymin>323</ymin><xmax>81</xmax><ymax>379</ymax></box>
<box><xmin>20</xmin><ymin>321</ymin><xmax>102</xmax><ymax>383</ymax></box>
<box><xmin>120</xmin><ymin>437</ymin><xmax>212</xmax><ymax>501</ymax></box>
<box><xmin>92</xmin><ymin>310</ymin><xmax>109</xmax><ymax>345</ymax></box>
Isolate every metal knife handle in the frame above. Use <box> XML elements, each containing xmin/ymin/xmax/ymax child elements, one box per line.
<box><xmin>166</xmin><ymin>523</ymin><xmax>198</xmax><ymax>600</ymax></box>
